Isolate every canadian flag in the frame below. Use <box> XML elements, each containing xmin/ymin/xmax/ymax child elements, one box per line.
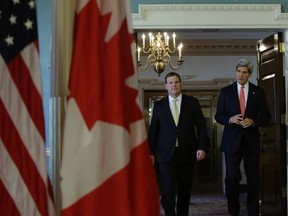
<box><xmin>60</xmin><ymin>0</ymin><xmax>160</xmax><ymax>215</ymax></box>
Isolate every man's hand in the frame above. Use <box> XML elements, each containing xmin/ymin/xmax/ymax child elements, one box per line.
<box><xmin>229</xmin><ymin>114</ymin><xmax>254</xmax><ymax>128</ymax></box>
<box><xmin>229</xmin><ymin>114</ymin><xmax>243</xmax><ymax>125</ymax></box>
<box><xmin>196</xmin><ymin>150</ymin><xmax>206</xmax><ymax>161</ymax></box>
<box><xmin>240</xmin><ymin>118</ymin><xmax>254</xmax><ymax>128</ymax></box>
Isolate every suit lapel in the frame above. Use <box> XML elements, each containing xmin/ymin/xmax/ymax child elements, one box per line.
<box><xmin>231</xmin><ymin>83</ymin><xmax>242</xmax><ymax>114</ymax></box>
<box><xmin>245</xmin><ymin>82</ymin><xmax>256</xmax><ymax>115</ymax></box>
<box><xmin>163</xmin><ymin>96</ymin><xmax>176</xmax><ymax>126</ymax></box>
<box><xmin>178</xmin><ymin>95</ymin><xmax>186</xmax><ymax>126</ymax></box>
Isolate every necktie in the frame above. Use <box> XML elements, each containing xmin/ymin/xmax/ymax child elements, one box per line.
<box><xmin>172</xmin><ymin>99</ymin><xmax>179</xmax><ymax>125</ymax></box>
<box><xmin>240</xmin><ymin>85</ymin><xmax>245</xmax><ymax>117</ymax></box>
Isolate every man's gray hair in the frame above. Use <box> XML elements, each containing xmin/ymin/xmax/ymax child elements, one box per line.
<box><xmin>236</xmin><ymin>59</ymin><xmax>253</xmax><ymax>74</ymax></box>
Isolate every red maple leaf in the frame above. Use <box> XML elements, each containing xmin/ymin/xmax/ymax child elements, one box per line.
<box><xmin>68</xmin><ymin>1</ymin><xmax>142</xmax><ymax>131</ymax></box>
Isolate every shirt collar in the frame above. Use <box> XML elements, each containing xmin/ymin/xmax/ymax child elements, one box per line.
<box><xmin>169</xmin><ymin>93</ymin><xmax>182</xmax><ymax>103</ymax></box>
<box><xmin>237</xmin><ymin>82</ymin><xmax>249</xmax><ymax>89</ymax></box>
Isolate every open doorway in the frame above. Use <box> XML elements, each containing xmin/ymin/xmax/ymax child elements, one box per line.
<box><xmin>136</xmin><ymin>28</ymin><xmax>277</xmax><ymax>192</ymax></box>
<box><xmin>133</xmin><ymin>3</ymin><xmax>288</xmax><ymax>215</ymax></box>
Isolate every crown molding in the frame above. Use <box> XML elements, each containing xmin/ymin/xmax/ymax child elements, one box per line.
<box><xmin>132</xmin><ymin>4</ymin><xmax>288</xmax><ymax>29</ymax></box>
<box><xmin>183</xmin><ymin>39</ymin><xmax>257</xmax><ymax>56</ymax></box>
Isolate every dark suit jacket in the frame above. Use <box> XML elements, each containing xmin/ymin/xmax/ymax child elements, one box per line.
<box><xmin>215</xmin><ymin>82</ymin><xmax>271</xmax><ymax>154</ymax></box>
<box><xmin>148</xmin><ymin>94</ymin><xmax>208</xmax><ymax>163</ymax></box>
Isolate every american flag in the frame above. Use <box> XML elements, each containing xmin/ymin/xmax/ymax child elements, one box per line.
<box><xmin>0</xmin><ymin>0</ymin><xmax>55</xmax><ymax>215</ymax></box>
<box><xmin>60</xmin><ymin>0</ymin><xmax>160</xmax><ymax>215</ymax></box>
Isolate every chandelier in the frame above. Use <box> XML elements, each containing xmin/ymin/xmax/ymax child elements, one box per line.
<box><xmin>137</xmin><ymin>32</ymin><xmax>184</xmax><ymax>76</ymax></box>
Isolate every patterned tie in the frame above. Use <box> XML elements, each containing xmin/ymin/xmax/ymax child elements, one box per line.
<box><xmin>240</xmin><ymin>85</ymin><xmax>245</xmax><ymax>117</ymax></box>
<box><xmin>172</xmin><ymin>99</ymin><xmax>179</xmax><ymax>125</ymax></box>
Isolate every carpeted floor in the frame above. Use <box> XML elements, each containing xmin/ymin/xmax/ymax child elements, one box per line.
<box><xmin>160</xmin><ymin>194</ymin><xmax>248</xmax><ymax>216</ymax></box>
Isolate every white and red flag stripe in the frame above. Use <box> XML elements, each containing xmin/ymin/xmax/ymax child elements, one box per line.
<box><xmin>0</xmin><ymin>0</ymin><xmax>55</xmax><ymax>215</ymax></box>
<box><xmin>60</xmin><ymin>0</ymin><xmax>160</xmax><ymax>215</ymax></box>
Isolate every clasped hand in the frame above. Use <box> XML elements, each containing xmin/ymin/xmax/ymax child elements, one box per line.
<box><xmin>229</xmin><ymin>114</ymin><xmax>254</xmax><ymax>128</ymax></box>
<box><xmin>196</xmin><ymin>150</ymin><xmax>206</xmax><ymax>161</ymax></box>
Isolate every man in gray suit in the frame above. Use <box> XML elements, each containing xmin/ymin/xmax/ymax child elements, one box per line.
<box><xmin>149</xmin><ymin>72</ymin><xmax>208</xmax><ymax>216</ymax></box>
<box><xmin>215</xmin><ymin>59</ymin><xmax>271</xmax><ymax>216</ymax></box>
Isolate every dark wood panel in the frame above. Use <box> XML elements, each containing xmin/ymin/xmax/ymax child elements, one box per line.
<box><xmin>261</xmin><ymin>76</ymin><xmax>276</xmax><ymax>124</ymax></box>
<box><xmin>260</xmin><ymin>125</ymin><xmax>276</xmax><ymax>151</ymax></box>
<box><xmin>257</xmin><ymin>32</ymin><xmax>286</xmax><ymax>215</ymax></box>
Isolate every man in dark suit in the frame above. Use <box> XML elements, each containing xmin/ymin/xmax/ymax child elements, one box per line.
<box><xmin>215</xmin><ymin>59</ymin><xmax>271</xmax><ymax>216</ymax></box>
<box><xmin>149</xmin><ymin>72</ymin><xmax>208</xmax><ymax>216</ymax></box>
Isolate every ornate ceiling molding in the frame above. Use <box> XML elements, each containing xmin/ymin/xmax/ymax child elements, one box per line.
<box><xmin>132</xmin><ymin>4</ymin><xmax>288</xmax><ymax>29</ymax></box>
<box><xmin>182</xmin><ymin>39</ymin><xmax>257</xmax><ymax>56</ymax></box>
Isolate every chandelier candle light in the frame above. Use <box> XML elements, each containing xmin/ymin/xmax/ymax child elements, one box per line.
<box><xmin>137</xmin><ymin>32</ymin><xmax>184</xmax><ymax>76</ymax></box>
